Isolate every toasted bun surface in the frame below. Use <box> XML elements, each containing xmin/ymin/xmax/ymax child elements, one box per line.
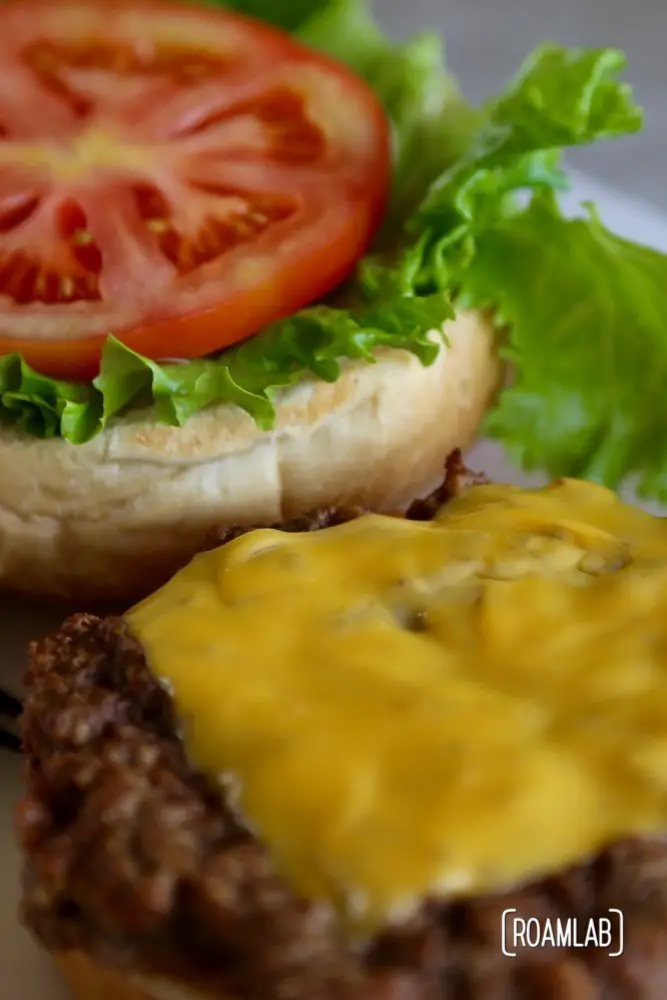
<box><xmin>0</xmin><ymin>310</ymin><xmax>497</xmax><ymax>602</ymax></box>
<box><xmin>55</xmin><ymin>951</ymin><xmax>222</xmax><ymax>1000</ymax></box>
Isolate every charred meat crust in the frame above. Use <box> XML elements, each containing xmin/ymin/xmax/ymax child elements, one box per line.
<box><xmin>404</xmin><ymin>450</ymin><xmax>490</xmax><ymax>522</ymax></box>
<box><xmin>202</xmin><ymin>450</ymin><xmax>490</xmax><ymax>552</ymax></box>
<box><xmin>17</xmin><ymin>454</ymin><xmax>667</xmax><ymax>1000</ymax></box>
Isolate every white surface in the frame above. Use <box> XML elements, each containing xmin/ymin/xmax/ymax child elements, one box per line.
<box><xmin>3</xmin><ymin>172</ymin><xmax>667</xmax><ymax>999</ymax></box>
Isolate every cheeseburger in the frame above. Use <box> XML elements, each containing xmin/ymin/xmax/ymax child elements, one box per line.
<box><xmin>0</xmin><ymin>0</ymin><xmax>664</xmax><ymax>601</ymax></box>
<box><xmin>17</xmin><ymin>455</ymin><xmax>667</xmax><ymax>1000</ymax></box>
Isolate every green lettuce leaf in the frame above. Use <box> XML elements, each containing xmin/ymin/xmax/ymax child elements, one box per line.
<box><xmin>383</xmin><ymin>44</ymin><xmax>667</xmax><ymax>495</ymax></box>
<box><xmin>209</xmin><ymin>0</ymin><xmax>331</xmax><ymax>31</ymax></box>
<box><xmin>0</xmin><ymin>354</ymin><xmax>102</xmax><ymax>441</ymax></box>
<box><xmin>93</xmin><ymin>296</ymin><xmax>451</xmax><ymax>438</ymax></box>
<box><xmin>401</xmin><ymin>45</ymin><xmax>643</xmax><ymax>295</ymax></box>
<box><xmin>464</xmin><ymin>196</ymin><xmax>667</xmax><ymax>499</ymax></box>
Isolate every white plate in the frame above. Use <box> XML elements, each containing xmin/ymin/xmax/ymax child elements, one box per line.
<box><xmin>4</xmin><ymin>171</ymin><xmax>667</xmax><ymax>999</ymax></box>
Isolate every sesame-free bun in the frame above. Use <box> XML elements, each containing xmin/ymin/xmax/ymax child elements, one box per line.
<box><xmin>0</xmin><ymin>309</ymin><xmax>498</xmax><ymax>602</ymax></box>
<box><xmin>54</xmin><ymin>951</ymin><xmax>218</xmax><ymax>1000</ymax></box>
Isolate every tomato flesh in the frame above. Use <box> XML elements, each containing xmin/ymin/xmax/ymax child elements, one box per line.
<box><xmin>0</xmin><ymin>0</ymin><xmax>391</xmax><ymax>379</ymax></box>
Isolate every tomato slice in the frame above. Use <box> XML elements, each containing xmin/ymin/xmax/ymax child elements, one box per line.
<box><xmin>0</xmin><ymin>0</ymin><xmax>391</xmax><ymax>379</ymax></box>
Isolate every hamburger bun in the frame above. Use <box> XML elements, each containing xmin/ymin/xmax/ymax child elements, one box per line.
<box><xmin>55</xmin><ymin>952</ymin><xmax>214</xmax><ymax>1000</ymax></box>
<box><xmin>0</xmin><ymin>309</ymin><xmax>497</xmax><ymax>603</ymax></box>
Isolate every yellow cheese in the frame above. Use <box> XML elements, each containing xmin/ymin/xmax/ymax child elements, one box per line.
<box><xmin>127</xmin><ymin>478</ymin><xmax>667</xmax><ymax>934</ymax></box>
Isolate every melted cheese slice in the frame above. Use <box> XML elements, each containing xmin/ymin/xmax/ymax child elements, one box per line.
<box><xmin>128</xmin><ymin>479</ymin><xmax>667</xmax><ymax>933</ymax></box>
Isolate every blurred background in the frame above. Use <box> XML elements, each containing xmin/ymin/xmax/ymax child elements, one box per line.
<box><xmin>375</xmin><ymin>0</ymin><xmax>667</xmax><ymax>209</ymax></box>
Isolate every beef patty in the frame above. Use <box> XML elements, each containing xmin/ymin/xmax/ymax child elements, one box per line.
<box><xmin>17</xmin><ymin>454</ymin><xmax>667</xmax><ymax>1000</ymax></box>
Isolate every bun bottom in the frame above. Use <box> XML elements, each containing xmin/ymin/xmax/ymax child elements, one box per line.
<box><xmin>54</xmin><ymin>951</ymin><xmax>215</xmax><ymax>1000</ymax></box>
